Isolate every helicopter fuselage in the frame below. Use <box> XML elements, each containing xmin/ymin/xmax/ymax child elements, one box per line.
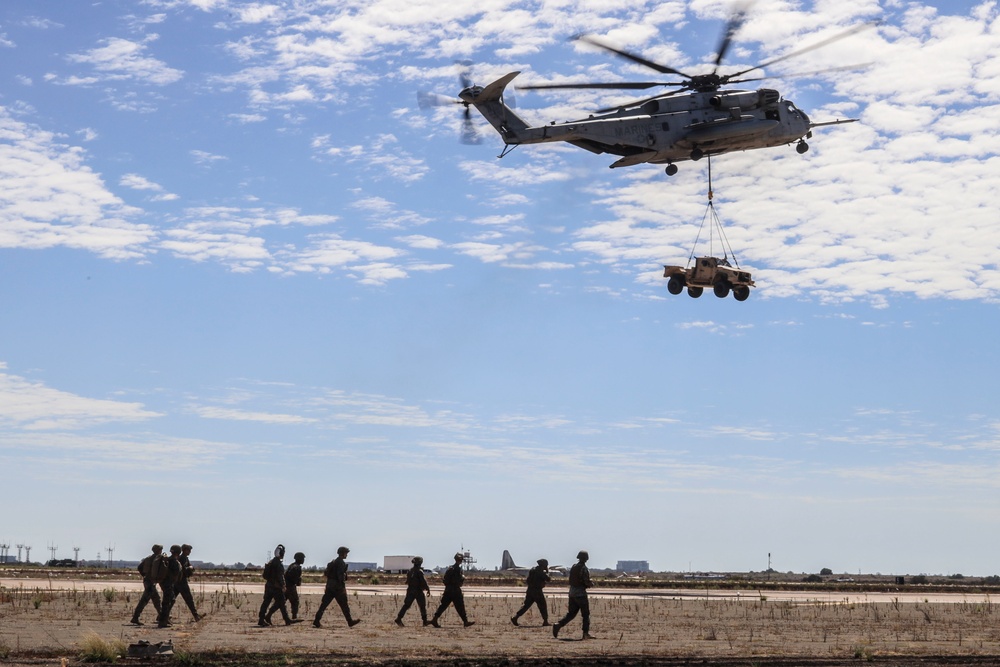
<box><xmin>462</xmin><ymin>72</ymin><xmax>815</xmax><ymax>174</ymax></box>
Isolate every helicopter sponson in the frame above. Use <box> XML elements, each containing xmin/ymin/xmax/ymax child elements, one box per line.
<box><xmin>460</xmin><ymin>72</ymin><xmax>830</xmax><ymax>176</ymax></box>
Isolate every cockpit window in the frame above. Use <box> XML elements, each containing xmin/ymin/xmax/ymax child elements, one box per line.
<box><xmin>783</xmin><ymin>100</ymin><xmax>802</xmax><ymax>118</ymax></box>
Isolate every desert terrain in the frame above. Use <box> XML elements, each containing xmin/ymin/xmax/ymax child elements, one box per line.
<box><xmin>3</xmin><ymin>574</ymin><xmax>1000</xmax><ymax>666</ymax></box>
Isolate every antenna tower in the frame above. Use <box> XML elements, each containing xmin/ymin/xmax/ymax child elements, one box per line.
<box><xmin>16</xmin><ymin>543</ymin><xmax>24</xmax><ymax>562</ymax></box>
<box><xmin>73</xmin><ymin>546</ymin><xmax>81</xmax><ymax>565</ymax></box>
<box><xmin>48</xmin><ymin>543</ymin><xmax>59</xmax><ymax>563</ymax></box>
<box><xmin>106</xmin><ymin>544</ymin><xmax>116</xmax><ymax>569</ymax></box>
<box><xmin>0</xmin><ymin>542</ymin><xmax>8</xmax><ymax>563</ymax></box>
<box><xmin>24</xmin><ymin>545</ymin><xmax>32</xmax><ymax>563</ymax></box>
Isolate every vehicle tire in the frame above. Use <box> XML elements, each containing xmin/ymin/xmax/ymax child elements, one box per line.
<box><xmin>713</xmin><ymin>280</ymin><xmax>730</xmax><ymax>298</ymax></box>
<box><xmin>667</xmin><ymin>275</ymin><xmax>684</xmax><ymax>295</ymax></box>
<box><xmin>733</xmin><ymin>286</ymin><xmax>750</xmax><ymax>301</ymax></box>
<box><xmin>687</xmin><ymin>286</ymin><xmax>703</xmax><ymax>298</ymax></box>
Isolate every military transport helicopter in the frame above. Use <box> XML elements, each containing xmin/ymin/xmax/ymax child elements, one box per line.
<box><xmin>424</xmin><ymin>11</ymin><xmax>872</xmax><ymax>177</ymax></box>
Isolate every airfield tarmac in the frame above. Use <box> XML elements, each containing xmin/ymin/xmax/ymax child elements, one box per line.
<box><xmin>3</xmin><ymin>577</ymin><xmax>1000</xmax><ymax>666</ymax></box>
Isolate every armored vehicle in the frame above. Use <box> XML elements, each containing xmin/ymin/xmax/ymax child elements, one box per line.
<box><xmin>663</xmin><ymin>256</ymin><xmax>754</xmax><ymax>301</ymax></box>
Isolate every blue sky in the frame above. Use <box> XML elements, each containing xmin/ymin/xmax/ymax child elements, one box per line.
<box><xmin>2</xmin><ymin>0</ymin><xmax>999</xmax><ymax>575</ymax></box>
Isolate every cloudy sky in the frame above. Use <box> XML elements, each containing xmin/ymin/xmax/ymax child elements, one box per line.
<box><xmin>1</xmin><ymin>0</ymin><xmax>999</xmax><ymax>575</ymax></box>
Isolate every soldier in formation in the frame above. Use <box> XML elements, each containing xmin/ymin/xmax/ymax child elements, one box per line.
<box><xmin>156</xmin><ymin>545</ymin><xmax>184</xmax><ymax>628</ymax></box>
<box><xmin>285</xmin><ymin>551</ymin><xmax>306</xmax><ymax>620</ymax></box>
<box><xmin>429</xmin><ymin>553</ymin><xmax>474</xmax><ymax>628</ymax></box>
<box><xmin>130</xmin><ymin>544</ymin><xmax>164</xmax><ymax>625</ymax></box>
<box><xmin>511</xmin><ymin>558</ymin><xmax>550</xmax><ymax>626</ymax></box>
<box><xmin>258</xmin><ymin>544</ymin><xmax>301</xmax><ymax>626</ymax></box>
<box><xmin>394</xmin><ymin>556</ymin><xmax>431</xmax><ymax>626</ymax></box>
<box><xmin>175</xmin><ymin>544</ymin><xmax>204</xmax><ymax>621</ymax></box>
<box><xmin>313</xmin><ymin>546</ymin><xmax>361</xmax><ymax>628</ymax></box>
<box><xmin>552</xmin><ymin>550</ymin><xmax>593</xmax><ymax>640</ymax></box>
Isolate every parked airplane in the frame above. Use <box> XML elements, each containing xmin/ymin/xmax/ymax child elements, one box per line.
<box><xmin>501</xmin><ymin>550</ymin><xmax>566</xmax><ymax>575</ymax></box>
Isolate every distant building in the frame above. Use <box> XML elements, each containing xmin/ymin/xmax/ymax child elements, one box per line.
<box><xmin>617</xmin><ymin>560</ymin><xmax>650</xmax><ymax>573</ymax></box>
<box><xmin>347</xmin><ymin>562</ymin><xmax>377</xmax><ymax>572</ymax></box>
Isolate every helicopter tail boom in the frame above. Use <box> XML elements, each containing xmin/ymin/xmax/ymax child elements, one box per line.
<box><xmin>460</xmin><ymin>72</ymin><xmax>531</xmax><ymax>143</ymax></box>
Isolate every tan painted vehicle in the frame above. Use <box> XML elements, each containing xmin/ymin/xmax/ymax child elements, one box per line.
<box><xmin>663</xmin><ymin>256</ymin><xmax>754</xmax><ymax>301</ymax></box>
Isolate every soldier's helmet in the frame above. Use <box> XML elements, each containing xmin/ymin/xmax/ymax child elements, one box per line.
<box><xmin>275</xmin><ymin>544</ymin><xmax>286</xmax><ymax>559</ymax></box>
<box><xmin>152</xmin><ymin>544</ymin><xmax>163</xmax><ymax>553</ymax></box>
<box><xmin>294</xmin><ymin>552</ymin><xmax>305</xmax><ymax>562</ymax></box>
<box><xmin>537</xmin><ymin>558</ymin><xmax>549</xmax><ymax>568</ymax></box>
<box><xmin>454</xmin><ymin>553</ymin><xmax>464</xmax><ymax>561</ymax></box>
<box><xmin>577</xmin><ymin>550</ymin><xmax>589</xmax><ymax>561</ymax></box>
<box><xmin>181</xmin><ymin>544</ymin><xmax>192</xmax><ymax>552</ymax></box>
<box><xmin>337</xmin><ymin>546</ymin><xmax>350</xmax><ymax>556</ymax></box>
<box><xmin>169</xmin><ymin>544</ymin><xmax>182</xmax><ymax>555</ymax></box>
<box><xmin>412</xmin><ymin>556</ymin><xmax>424</xmax><ymax>565</ymax></box>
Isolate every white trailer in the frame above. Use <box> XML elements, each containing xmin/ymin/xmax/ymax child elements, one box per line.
<box><xmin>383</xmin><ymin>555</ymin><xmax>417</xmax><ymax>573</ymax></box>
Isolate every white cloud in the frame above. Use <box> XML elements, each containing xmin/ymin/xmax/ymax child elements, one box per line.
<box><xmin>0</xmin><ymin>107</ymin><xmax>153</xmax><ymax>259</ymax></box>
<box><xmin>66</xmin><ymin>35</ymin><xmax>183</xmax><ymax>86</ymax></box>
<box><xmin>0</xmin><ymin>362</ymin><xmax>161</xmax><ymax>430</ymax></box>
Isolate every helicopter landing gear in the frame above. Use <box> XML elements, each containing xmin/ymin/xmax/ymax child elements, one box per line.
<box><xmin>665</xmin><ymin>163</ymin><xmax>679</xmax><ymax>176</ymax></box>
<box><xmin>796</xmin><ymin>140</ymin><xmax>809</xmax><ymax>154</ymax></box>
<box><xmin>690</xmin><ymin>148</ymin><xmax>704</xmax><ymax>161</ymax></box>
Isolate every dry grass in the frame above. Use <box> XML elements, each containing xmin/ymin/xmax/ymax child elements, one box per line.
<box><xmin>78</xmin><ymin>632</ymin><xmax>126</xmax><ymax>662</ymax></box>
<box><xmin>1</xmin><ymin>584</ymin><xmax>1000</xmax><ymax>665</ymax></box>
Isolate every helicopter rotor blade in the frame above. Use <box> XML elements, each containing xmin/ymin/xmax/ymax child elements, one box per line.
<box><xmin>573</xmin><ymin>34</ymin><xmax>691</xmax><ymax>79</ymax></box>
<box><xmin>726</xmin><ymin>62</ymin><xmax>873</xmax><ymax>86</ymax></box>
<box><xmin>727</xmin><ymin>21</ymin><xmax>878</xmax><ymax>80</ymax></box>
<box><xmin>519</xmin><ymin>81</ymin><xmax>676</xmax><ymax>91</ymax></box>
<box><xmin>712</xmin><ymin>4</ymin><xmax>751</xmax><ymax>72</ymax></box>
<box><xmin>460</xmin><ymin>105</ymin><xmax>482</xmax><ymax>145</ymax></box>
<box><xmin>592</xmin><ymin>87</ymin><xmax>690</xmax><ymax>115</ymax></box>
<box><xmin>417</xmin><ymin>91</ymin><xmax>464</xmax><ymax>110</ymax></box>
<box><xmin>455</xmin><ymin>59</ymin><xmax>475</xmax><ymax>89</ymax></box>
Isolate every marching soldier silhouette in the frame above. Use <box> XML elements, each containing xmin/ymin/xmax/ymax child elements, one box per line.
<box><xmin>430</xmin><ymin>553</ymin><xmax>474</xmax><ymax>628</ymax></box>
<box><xmin>285</xmin><ymin>552</ymin><xmax>306</xmax><ymax>620</ymax></box>
<box><xmin>130</xmin><ymin>544</ymin><xmax>164</xmax><ymax>625</ymax></box>
<box><xmin>258</xmin><ymin>544</ymin><xmax>300</xmax><ymax>626</ymax></box>
<box><xmin>394</xmin><ymin>556</ymin><xmax>431</xmax><ymax>626</ymax></box>
<box><xmin>313</xmin><ymin>546</ymin><xmax>361</xmax><ymax>628</ymax></box>
<box><xmin>175</xmin><ymin>544</ymin><xmax>204</xmax><ymax>621</ymax></box>
<box><xmin>511</xmin><ymin>558</ymin><xmax>551</xmax><ymax>626</ymax></box>
<box><xmin>156</xmin><ymin>545</ymin><xmax>184</xmax><ymax>628</ymax></box>
<box><xmin>552</xmin><ymin>550</ymin><xmax>594</xmax><ymax>640</ymax></box>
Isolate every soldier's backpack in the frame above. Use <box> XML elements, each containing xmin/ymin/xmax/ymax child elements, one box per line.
<box><xmin>149</xmin><ymin>554</ymin><xmax>169</xmax><ymax>583</ymax></box>
<box><xmin>138</xmin><ymin>555</ymin><xmax>151</xmax><ymax>577</ymax></box>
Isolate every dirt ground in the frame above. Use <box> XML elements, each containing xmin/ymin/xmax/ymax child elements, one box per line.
<box><xmin>2</xmin><ymin>580</ymin><xmax>1000</xmax><ymax>666</ymax></box>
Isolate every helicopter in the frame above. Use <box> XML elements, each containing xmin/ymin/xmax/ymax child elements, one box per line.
<box><xmin>426</xmin><ymin>12</ymin><xmax>872</xmax><ymax>177</ymax></box>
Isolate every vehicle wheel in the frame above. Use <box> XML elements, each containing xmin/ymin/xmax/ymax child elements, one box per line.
<box><xmin>796</xmin><ymin>141</ymin><xmax>809</xmax><ymax>154</ymax></box>
<box><xmin>733</xmin><ymin>285</ymin><xmax>750</xmax><ymax>301</ymax></box>
<box><xmin>665</xmin><ymin>164</ymin><xmax>678</xmax><ymax>176</ymax></box>
<box><xmin>713</xmin><ymin>280</ymin><xmax>730</xmax><ymax>298</ymax></box>
<box><xmin>687</xmin><ymin>286</ymin><xmax>703</xmax><ymax>298</ymax></box>
<box><xmin>690</xmin><ymin>148</ymin><xmax>704</xmax><ymax>161</ymax></box>
<box><xmin>667</xmin><ymin>275</ymin><xmax>684</xmax><ymax>295</ymax></box>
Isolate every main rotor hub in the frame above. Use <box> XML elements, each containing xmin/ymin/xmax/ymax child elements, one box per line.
<box><xmin>689</xmin><ymin>73</ymin><xmax>724</xmax><ymax>92</ymax></box>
